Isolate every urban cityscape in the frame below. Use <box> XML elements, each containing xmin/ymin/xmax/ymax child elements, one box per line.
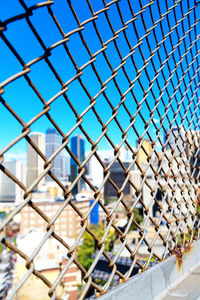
<box><xmin>0</xmin><ymin>125</ymin><xmax>199</xmax><ymax>299</ymax></box>
<box><xmin>0</xmin><ymin>0</ymin><xmax>200</xmax><ymax>298</ymax></box>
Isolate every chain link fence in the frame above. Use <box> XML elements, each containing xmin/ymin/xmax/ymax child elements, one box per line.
<box><xmin>0</xmin><ymin>0</ymin><xmax>200</xmax><ymax>299</ymax></box>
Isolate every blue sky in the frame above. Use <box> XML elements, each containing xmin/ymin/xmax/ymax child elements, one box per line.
<box><xmin>0</xmin><ymin>0</ymin><xmax>199</xmax><ymax>161</ymax></box>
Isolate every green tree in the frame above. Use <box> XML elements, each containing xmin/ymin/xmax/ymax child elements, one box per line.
<box><xmin>129</xmin><ymin>207</ymin><xmax>143</xmax><ymax>230</ymax></box>
<box><xmin>77</xmin><ymin>223</ymin><xmax>115</xmax><ymax>271</ymax></box>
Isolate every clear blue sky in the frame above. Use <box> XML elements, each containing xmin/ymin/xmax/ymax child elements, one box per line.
<box><xmin>0</xmin><ymin>0</ymin><xmax>199</xmax><ymax>160</ymax></box>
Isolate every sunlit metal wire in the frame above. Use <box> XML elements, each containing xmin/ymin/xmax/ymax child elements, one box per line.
<box><xmin>0</xmin><ymin>0</ymin><xmax>200</xmax><ymax>298</ymax></box>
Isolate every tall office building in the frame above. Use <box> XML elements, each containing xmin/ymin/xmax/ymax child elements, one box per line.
<box><xmin>70</xmin><ymin>135</ymin><xmax>85</xmax><ymax>194</ymax></box>
<box><xmin>165</xmin><ymin>126</ymin><xmax>186</xmax><ymax>156</ymax></box>
<box><xmin>104</xmin><ymin>162</ymin><xmax>135</xmax><ymax>202</ymax></box>
<box><xmin>0</xmin><ymin>160</ymin><xmax>26</xmax><ymax>203</ymax></box>
<box><xmin>45</xmin><ymin>128</ymin><xmax>62</xmax><ymax>182</ymax></box>
<box><xmin>27</xmin><ymin>132</ymin><xmax>45</xmax><ymax>190</ymax></box>
<box><xmin>61</xmin><ymin>152</ymin><xmax>70</xmax><ymax>177</ymax></box>
<box><xmin>136</xmin><ymin>139</ymin><xmax>152</xmax><ymax>166</ymax></box>
<box><xmin>87</xmin><ymin>155</ymin><xmax>103</xmax><ymax>189</ymax></box>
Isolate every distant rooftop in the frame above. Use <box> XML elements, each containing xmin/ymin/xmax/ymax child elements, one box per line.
<box><xmin>46</xmin><ymin>128</ymin><xmax>59</xmax><ymax>134</ymax></box>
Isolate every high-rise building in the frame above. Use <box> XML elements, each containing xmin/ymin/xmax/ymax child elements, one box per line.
<box><xmin>0</xmin><ymin>160</ymin><xmax>26</xmax><ymax>203</ymax></box>
<box><xmin>45</xmin><ymin>128</ymin><xmax>62</xmax><ymax>182</ymax></box>
<box><xmin>136</xmin><ymin>139</ymin><xmax>152</xmax><ymax>166</ymax></box>
<box><xmin>104</xmin><ymin>162</ymin><xmax>135</xmax><ymax>201</ymax></box>
<box><xmin>61</xmin><ymin>152</ymin><xmax>70</xmax><ymax>178</ymax></box>
<box><xmin>27</xmin><ymin>132</ymin><xmax>45</xmax><ymax>190</ymax></box>
<box><xmin>87</xmin><ymin>155</ymin><xmax>103</xmax><ymax>189</ymax></box>
<box><xmin>164</xmin><ymin>126</ymin><xmax>186</xmax><ymax>156</ymax></box>
<box><xmin>70</xmin><ymin>135</ymin><xmax>85</xmax><ymax>194</ymax></box>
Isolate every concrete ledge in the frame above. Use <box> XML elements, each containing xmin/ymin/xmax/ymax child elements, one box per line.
<box><xmin>99</xmin><ymin>240</ymin><xmax>200</xmax><ymax>300</ymax></box>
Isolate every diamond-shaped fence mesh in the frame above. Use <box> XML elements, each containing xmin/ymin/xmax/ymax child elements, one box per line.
<box><xmin>0</xmin><ymin>0</ymin><xmax>200</xmax><ymax>299</ymax></box>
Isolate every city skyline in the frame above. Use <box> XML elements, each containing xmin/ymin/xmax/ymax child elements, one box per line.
<box><xmin>3</xmin><ymin>124</ymin><xmax>198</xmax><ymax>163</ymax></box>
<box><xmin>0</xmin><ymin>124</ymin><xmax>197</xmax><ymax>204</ymax></box>
<box><xmin>3</xmin><ymin>127</ymin><xmax>141</xmax><ymax>162</ymax></box>
<box><xmin>2</xmin><ymin>124</ymin><xmax>198</xmax><ymax>166</ymax></box>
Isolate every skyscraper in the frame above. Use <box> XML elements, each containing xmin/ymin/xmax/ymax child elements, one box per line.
<box><xmin>0</xmin><ymin>160</ymin><xmax>25</xmax><ymax>203</ymax></box>
<box><xmin>165</xmin><ymin>126</ymin><xmax>186</xmax><ymax>156</ymax></box>
<box><xmin>136</xmin><ymin>139</ymin><xmax>152</xmax><ymax>166</ymax></box>
<box><xmin>61</xmin><ymin>153</ymin><xmax>70</xmax><ymax>177</ymax></box>
<box><xmin>87</xmin><ymin>155</ymin><xmax>103</xmax><ymax>189</ymax></box>
<box><xmin>104</xmin><ymin>162</ymin><xmax>134</xmax><ymax>201</ymax></box>
<box><xmin>45</xmin><ymin>128</ymin><xmax>62</xmax><ymax>182</ymax></box>
<box><xmin>70</xmin><ymin>134</ymin><xmax>85</xmax><ymax>194</ymax></box>
<box><xmin>27</xmin><ymin>132</ymin><xmax>45</xmax><ymax>190</ymax></box>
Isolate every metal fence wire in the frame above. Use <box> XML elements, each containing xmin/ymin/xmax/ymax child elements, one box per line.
<box><xmin>0</xmin><ymin>0</ymin><xmax>200</xmax><ymax>298</ymax></box>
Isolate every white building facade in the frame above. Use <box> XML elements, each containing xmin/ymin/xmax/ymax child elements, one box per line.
<box><xmin>45</xmin><ymin>128</ymin><xmax>62</xmax><ymax>182</ymax></box>
<box><xmin>27</xmin><ymin>132</ymin><xmax>45</xmax><ymax>189</ymax></box>
<box><xmin>0</xmin><ymin>160</ymin><xmax>26</xmax><ymax>203</ymax></box>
